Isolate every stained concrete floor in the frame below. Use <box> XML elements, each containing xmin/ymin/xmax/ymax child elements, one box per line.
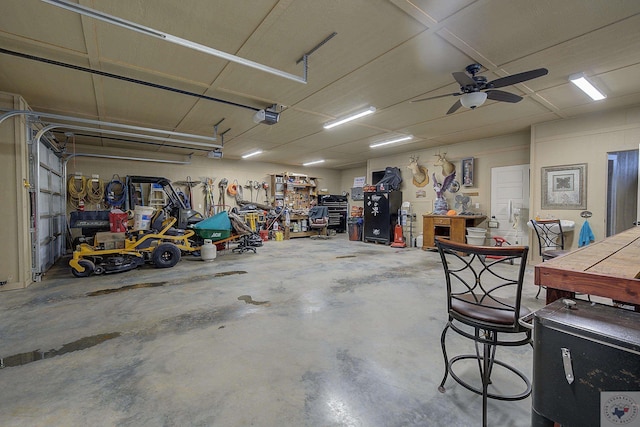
<box><xmin>0</xmin><ymin>234</ymin><xmax>547</xmax><ymax>426</ymax></box>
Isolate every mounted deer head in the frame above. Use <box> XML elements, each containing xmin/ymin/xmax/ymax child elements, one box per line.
<box><xmin>407</xmin><ymin>155</ymin><xmax>428</xmax><ymax>187</ymax></box>
<box><xmin>434</xmin><ymin>152</ymin><xmax>455</xmax><ymax>176</ymax></box>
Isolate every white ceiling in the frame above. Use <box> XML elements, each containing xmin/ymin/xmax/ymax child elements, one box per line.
<box><xmin>1</xmin><ymin>0</ymin><xmax>640</xmax><ymax>169</ymax></box>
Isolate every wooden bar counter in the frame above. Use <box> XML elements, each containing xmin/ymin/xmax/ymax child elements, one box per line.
<box><xmin>535</xmin><ymin>226</ymin><xmax>640</xmax><ymax>307</ymax></box>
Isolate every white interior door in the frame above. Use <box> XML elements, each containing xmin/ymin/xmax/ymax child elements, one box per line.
<box><xmin>490</xmin><ymin>164</ymin><xmax>530</xmax><ymax>246</ymax></box>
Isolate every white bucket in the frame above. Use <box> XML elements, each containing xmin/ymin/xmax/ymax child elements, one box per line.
<box><xmin>201</xmin><ymin>239</ymin><xmax>217</xmax><ymax>262</ymax></box>
<box><xmin>467</xmin><ymin>226</ymin><xmax>486</xmax><ymax>233</ymax></box>
<box><xmin>133</xmin><ymin>206</ymin><xmax>155</xmax><ymax>230</ymax></box>
<box><xmin>466</xmin><ymin>227</ymin><xmax>487</xmax><ymax>238</ymax></box>
<box><xmin>466</xmin><ymin>235</ymin><xmax>486</xmax><ymax>245</ymax></box>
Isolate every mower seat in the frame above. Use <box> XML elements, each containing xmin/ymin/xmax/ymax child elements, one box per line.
<box><xmin>149</xmin><ymin>210</ymin><xmax>185</xmax><ymax>236</ymax></box>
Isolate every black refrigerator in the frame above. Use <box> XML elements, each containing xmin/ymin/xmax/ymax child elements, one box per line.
<box><xmin>363</xmin><ymin>191</ymin><xmax>402</xmax><ymax>244</ymax></box>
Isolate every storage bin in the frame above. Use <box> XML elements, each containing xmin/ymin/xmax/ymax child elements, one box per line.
<box><xmin>467</xmin><ymin>226</ymin><xmax>486</xmax><ymax>233</ymax></box>
<box><xmin>348</xmin><ymin>217</ymin><xmax>363</xmax><ymax>241</ymax></box>
<box><xmin>466</xmin><ymin>235</ymin><xmax>486</xmax><ymax>245</ymax></box>
<box><xmin>466</xmin><ymin>227</ymin><xmax>487</xmax><ymax>238</ymax></box>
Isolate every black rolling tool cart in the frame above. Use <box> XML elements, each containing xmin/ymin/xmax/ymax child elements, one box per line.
<box><xmin>530</xmin><ymin>299</ymin><xmax>640</xmax><ymax>427</ymax></box>
<box><xmin>318</xmin><ymin>194</ymin><xmax>348</xmax><ymax>233</ymax></box>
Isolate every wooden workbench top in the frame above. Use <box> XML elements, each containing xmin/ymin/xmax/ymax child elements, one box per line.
<box><xmin>535</xmin><ymin>226</ymin><xmax>640</xmax><ymax>306</ymax></box>
<box><xmin>541</xmin><ymin>226</ymin><xmax>640</xmax><ymax>278</ymax></box>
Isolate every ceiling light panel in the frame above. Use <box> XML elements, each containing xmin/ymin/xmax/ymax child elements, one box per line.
<box><xmin>370</xmin><ymin>135</ymin><xmax>413</xmax><ymax>148</ymax></box>
<box><xmin>242</xmin><ymin>150</ymin><xmax>263</xmax><ymax>159</ymax></box>
<box><xmin>569</xmin><ymin>73</ymin><xmax>606</xmax><ymax>101</ymax></box>
<box><xmin>323</xmin><ymin>106</ymin><xmax>376</xmax><ymax>129</ymax></box>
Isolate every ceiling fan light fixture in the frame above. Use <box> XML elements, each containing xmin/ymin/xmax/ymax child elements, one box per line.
<box><xmin>460</xmin><ymin>92</ymin><xmax>487</xmax><ymax>109</ymax></box>
<box><xmin>569</xmin><ymin>73</ymin><xmax>606</xmax><ymax>101</ymax></box>
<box><xmin>370</xmin><ymin>135</ymin><xmax>413</xmax><ymax>148</ymax></box>
<box><xmin>323</xmin><ymin>106</ymin><xmax>376</xmax><ymax>129</ymax></box>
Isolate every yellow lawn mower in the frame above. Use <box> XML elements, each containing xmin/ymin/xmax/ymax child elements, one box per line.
<box><xmin>69</xmin><ymin>211</ymin><xmax>199</xmax><ymax>277</ymax></box>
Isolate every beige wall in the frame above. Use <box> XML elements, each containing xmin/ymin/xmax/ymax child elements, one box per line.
<box><xmin>0</xmin><ymin>93</ymin><xmax>32</xmax><ymax>290</ymax></box>
<box><xmin>69</xmin><ymin>146</ymin><xmax>343</xmax><ymax>212</ymax></box>
<box><xmin>339</xmin><ymin>165</ymin><xmax>367</xmax><ymax>210</ymax></box>
<box><xmin>367</xmin><ymin>133</ymin><xmax>531</xmax><ymax>237</ymax></box>
<box><xmin>531</xmin><ymin>106</ymin><xmax>640</xmax><ymax>260</ymax></box>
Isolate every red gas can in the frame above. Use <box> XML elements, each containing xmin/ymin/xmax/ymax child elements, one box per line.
<box><xmin>109</xmin><ymin>210</ymin><xmax>129</xmax><ymax>233</ymax></box>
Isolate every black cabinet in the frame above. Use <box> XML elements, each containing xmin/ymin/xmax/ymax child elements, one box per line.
<box><xmin>531</xmin><ymin>300</ymin><xmax>640</xmax><ymax>427</ymax></box>
<box><xmin>363</xmin><ymin>191</ymin><xmax>402</xmax><ymax>244</ymax></box>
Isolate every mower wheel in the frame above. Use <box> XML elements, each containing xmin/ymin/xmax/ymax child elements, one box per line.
<box><xmin>72</xmin><ymin>259</ymin><xmax>95</xmax><ymax>278</ymax></box>
<box><xmin>152</xmin><ymin>243</ymin><xmax>181</xmax><ymax>268</ymax></box>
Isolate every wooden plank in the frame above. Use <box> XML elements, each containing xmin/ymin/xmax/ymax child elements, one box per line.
<box><xmin>536</xmin><ymin>265</ymin><xmax>640</xmax><ymax>304</ymax></box>
<box><xmin>536</xmin><ymin>227</ymin><xmax>640</xmax><ymax>306</ymax></box>
<box><xmin>542</xmin><ymin>227</ymin><xmax>640</xmax><ymax>273</ymax></box>
<box><xmin>588</xmin><ymin>243</ymin><xmax>640</xmax><ymax>278</ymax></box>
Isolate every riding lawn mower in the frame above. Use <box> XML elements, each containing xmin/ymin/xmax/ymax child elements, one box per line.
<box><xmin>69</xmin><ymin>176</ymin><xmax>205</xmax><ymax>277</ymax></box>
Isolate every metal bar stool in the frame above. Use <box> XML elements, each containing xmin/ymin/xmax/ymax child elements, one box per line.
<box><xmin>435</xmin><ymin>238</ymin><xmax>533</xmax><ymax>427</ymax></box>
<box><xmin>530</xmin><ymin>219</ymin><xmax>570</xmax><ymax>298</ymax></box>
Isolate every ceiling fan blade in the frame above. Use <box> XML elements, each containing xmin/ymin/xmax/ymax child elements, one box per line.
<box><xmin>488</xmin><ymin>68</ymin><xmax>549</xmax><ymax>88</ymax></box>
<box><xmin>486</xmin><ymin>90</ymin><xmax>523</xmax><ymax>103</ymax></box>
<box><xmin>452</xmin><ymin>72</ymin><xmax>476</xmax><ymax>87</ymax></box>
<box><xmin>446</xmin><ymin>100</ymin><xmax>462</xmax><ymax>114</ymax></box>
<box><xmin>411</xmin><ymin>92</ymin><xmax>461</xmax><ymax>103</ymax></box>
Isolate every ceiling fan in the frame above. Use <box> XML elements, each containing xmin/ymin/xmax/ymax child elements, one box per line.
<box><xmin>411</xmin><ymin>63</ymin><xmax>549</xmax><ymax>114</ymax></box>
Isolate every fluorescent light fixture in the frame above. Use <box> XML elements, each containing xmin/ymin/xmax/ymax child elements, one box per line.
<box><xmin>323</xmin><ymin>106</ymin><xmax>376</xmax><ymax>129</ymax></box>
<box><xmin>41</xmin><ymin>0</ymin><xmax>307</xmax><ymax>84</ymax></box>
<box><xmin>303</xmin><ymin>160</ymin><xmax>325</xmax><ymax>166</ymax></box>
<box><xmin>242</xmin><ymin>150</ymin><xmax>263</xmax><ymax>159</ymax></box>
<box><xmin>460</xmin><ymin>92</ymin><xmax>487</xmax><ymax>109</ymax></box>
<box><xmin>569</xmin><ymin>73</ymin><xmax>606</xmax><ymax>101</ymax></box>
<box><xmin>370</xmin><ymin>135</ymin><xmax>413</xmax><ymax>148</ymax></box>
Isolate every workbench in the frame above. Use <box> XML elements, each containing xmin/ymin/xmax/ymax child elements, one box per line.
<box><xmin>283</xmin><ymin>213</ymin><xmax>315</xmax><ymax>239</ymax></box>
<box><xmin>535</xmin><ymin>226</ymin><xmax>640</xmax><ymax>308</ymax></box>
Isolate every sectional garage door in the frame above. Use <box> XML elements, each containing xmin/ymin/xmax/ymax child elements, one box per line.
<box><xmin>30</xmin><ymin>131</ymin><xmax>65</xmax><ymax>280</ymax></box>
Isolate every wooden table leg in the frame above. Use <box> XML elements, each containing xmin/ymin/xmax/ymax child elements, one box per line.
<box><xmin>545</xmin><ymin>287</ymin><xmax>574</xmax><ymax>305</ymax></box>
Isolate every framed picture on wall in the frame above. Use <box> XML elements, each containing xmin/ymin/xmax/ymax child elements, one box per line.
<box><xmin>541</xmin><ymin>163</ymin><xmax>587</xmax><ymax>209</ymax></box>
<box><xmin>461</xmin><ymin>157</ymin><xmax>474</xmax><ymax>187</ymax></box>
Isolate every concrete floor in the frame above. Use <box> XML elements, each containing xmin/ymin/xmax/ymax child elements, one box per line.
<box><xmin>0</xmin><ymin>234</ymin><xmax>547</xmax><ymax>426</ymax></box>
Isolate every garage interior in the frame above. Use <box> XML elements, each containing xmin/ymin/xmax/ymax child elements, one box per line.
<box><xmin>2</xmin><ymin>1</ymin><xmax>640</xmax><ymax>426</ymax></box>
